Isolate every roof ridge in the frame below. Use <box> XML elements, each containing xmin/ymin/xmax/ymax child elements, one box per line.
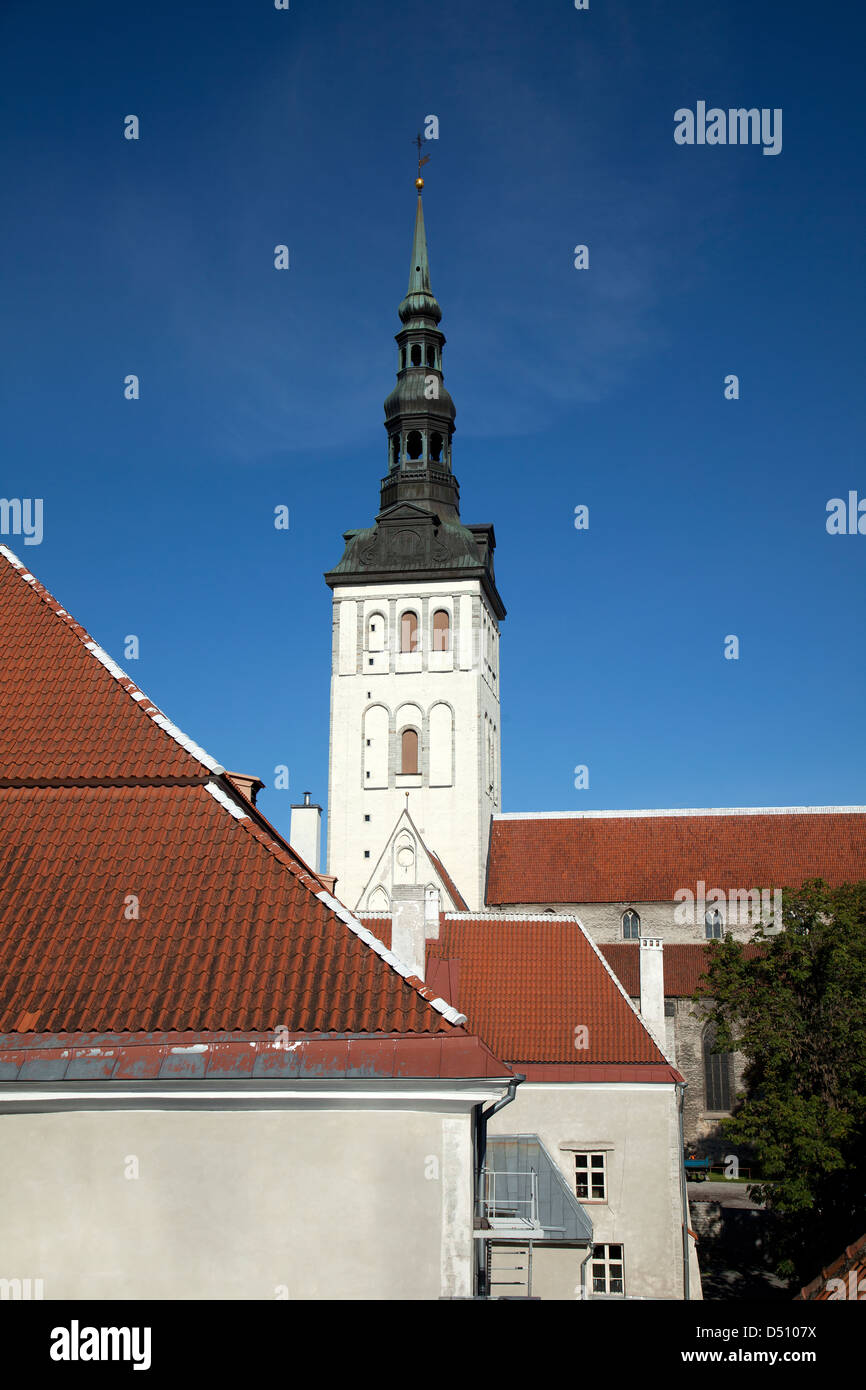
<box><xmin>0</xmin><ymin>545</ymin><xmax>223</xmax><ymax>779</ymax></box>
<box><xmin>201</xmin><ymin>784</ymin><xmax>469</xmax><ymax>1029</ymax></box>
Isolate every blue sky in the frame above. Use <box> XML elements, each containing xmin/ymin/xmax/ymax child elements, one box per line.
<box><xmin>2</xmin><ymin>0</ymin><xmax>864</xmax><ymax>844</ymax></box>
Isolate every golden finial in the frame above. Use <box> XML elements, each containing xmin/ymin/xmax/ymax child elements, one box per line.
<box><xmin>413</xmin><ymin>132</ymin><xmax>430</xmax><ymax>189</ymax></box>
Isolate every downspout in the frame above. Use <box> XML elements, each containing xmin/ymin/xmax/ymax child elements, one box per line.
<box><xmin>677</xmin><ymin>1081</ymin><xmax>691</xmax><ymax>1301</ymax></box>
<box><xmin>475</xmin><ymin>1075</ymin><xmax>523</xmax><ymax>1298</ymax></box>
<box><xmin>578</xmin><ymin>1245</ymin><xmax>593</xmax><ymax>1303</ymax></box>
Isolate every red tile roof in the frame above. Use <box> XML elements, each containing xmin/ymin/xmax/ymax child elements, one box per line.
<box><xmin>486</xmin><ymin>812</ymin><xmax>866</xmax><ymax>905</ymax></box>
<box><xmin>360</xmin><ymin>914</ymin><xmax>679</xmax><ymax>1075</ymax></box>
<box><xmin>600</xmin><ymin>942</ymin><xmax>766</xmax><ymax>997</ymax></box>
<box><xmin>0</xmin><ymin>547</ymin><xmax>216</xmax><ymax>783</ymax></box>
<box><xmin>796</xmin><ymin>1233</ymin><xmax>866</xmax><ymax>1300</ymax></box>
<box><xmin>0</xmin><ymin>548</ymin><xmax>506</xmax><ymax>1066</ymax></box>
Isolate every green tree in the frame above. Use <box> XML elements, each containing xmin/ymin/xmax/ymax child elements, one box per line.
<box><xmin>695</xmin><ymin>879</ymin><xmax>866</xmax><ymax>1282</ymax></box>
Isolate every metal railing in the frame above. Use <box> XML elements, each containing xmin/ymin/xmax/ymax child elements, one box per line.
<box><xmin>477</xmin><ymin>1166</ymin><xmax>540</xmax><ymax>1229</ymax></box>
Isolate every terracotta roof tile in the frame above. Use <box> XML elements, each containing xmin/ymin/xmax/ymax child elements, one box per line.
<box><xmin>0</xmin><ymin>547</ymin><xmax>505</xmax><ymax>1064</ymax></box>
<box><xmin>360</xmin><ymin>914</ymin><xmax>676</xmax><ymax>1072</ymax></box>
<box><xmin>0</xmin><ymin>546</ymin><xmax>216</xmax><ymax>783</ymax></box>
<box><xmin>486</xmin><ymin>812</ymin><xmax>866</xmax><ymax>904</ymax></box>
<box><xmin>796</xmin><ymin>1233</ymin><xmax>866</xmax><ymax>1300</ymax></box>
<box><xmin>600</xmin><ymin>942</ymin><xmax>766</xmax><ymax>997</ymax></box>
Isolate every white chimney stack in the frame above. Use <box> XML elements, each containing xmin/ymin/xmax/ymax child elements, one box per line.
<box><xmin>290</xmin><ymin>792</ymin><xmax>322</xmax><ymax>873</ymax></box>
<box><xmin>639</xmin><ymin>937</ymin><xmax>666</xmax><ymax>1050</ymax></box>
<box><xmin>391</xmin><ymin>885</ymin><xmax>427</xmax><ymax>981</ymax></box>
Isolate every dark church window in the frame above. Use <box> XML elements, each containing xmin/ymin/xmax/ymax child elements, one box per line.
<box><xmin>401</xmin><ymin>729</ymin><xmax>419</xmax><ymax>775</ymax></box>
<box><xmin>400</xmin><ymin>348</ymin><xmax>406</xmax><ymax>369</ymax></box>
<box><xmin>406</xmin><ymin>430</ymin><xmax>423</xmax><ymax>461</ymax></box>
<box><xmin>410</xmin><ymin>344</ymin><xmax>423</xmax><ymax>366</ymax></box>
<box><xmin>705</xmin><ymin>909</ymin><xmax>724</xmax><ymax>940</ymax></box>
<box><xmin>430</xmin><ymin>431</ymin><xmax>443</xmax><ymax>463</ymax></box>
<box><xmin>622</xmin><ymin>909</ymin><xmax>640</xmax><ymax>939</ymax></box>
<box><xmin>426</xmin><ymin>345</ymin><xmax>436</xmax><ymax>368</ymax></box>
<box><xmin>704</xmin><ymin>1025</ymin><xmax>733</xmax><ymax>1111</ymax></box>
<box><xmin>391</xmin><ymin>435</ymin><xmax>400</xmax><ymax>466</ymax></box>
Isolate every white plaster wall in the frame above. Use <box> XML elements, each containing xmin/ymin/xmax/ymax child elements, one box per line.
<box><xmin>327</xmin><ymin>579</ymin><xmax>501</xmax><ymax>911</ymax></box>
<box><xmin>0</xmin><ymin>1107</ymin><xmax>474</xmax><ymax>1301</ymax></box>
<box><xmin>488</xmin><ymin>1083</ymin><xmax>686</xmax><ymax>1300</ymax></box>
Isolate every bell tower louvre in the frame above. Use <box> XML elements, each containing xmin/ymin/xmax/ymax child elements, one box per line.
<box><xmin>324</xmin><ymin>172</ymin><xmax>505</xmax><ymax>913</ymax></box>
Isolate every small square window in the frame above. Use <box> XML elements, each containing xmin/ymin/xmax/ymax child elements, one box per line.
<box><xmin>364</xmin><ymin>815</ymin><xmax>370</xmax><ymax>822</ymax></box>
<box><xmin>368</xmin><ymin>658</ymin><xmax>374</xmax><ymax>666</ymax></box>
<box><xmin>364</xmin><ymin>851</ymin><xmax>370</xmax><ymax>859</ymax></box>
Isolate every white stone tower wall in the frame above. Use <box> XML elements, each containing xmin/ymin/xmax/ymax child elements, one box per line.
<box><xmin>327</xmin><ymin>578</ymin><xmax>501</xmax><ymax>911</ymax></box>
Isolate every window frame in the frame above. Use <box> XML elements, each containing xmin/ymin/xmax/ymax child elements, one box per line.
<box><xmin>591</xmin><ymin>1243</ymin><xmax>625</xmax><ymax>1296</ymax></box>
<box><xmin>574</xmin><ymin>1151</ymin><xmax>607</xmax><ymax>1204</ymax></box>
<box><xmin>622</xmin><ymin>908</ymin><xmax>641</xmax><ymax>940</ymax></box>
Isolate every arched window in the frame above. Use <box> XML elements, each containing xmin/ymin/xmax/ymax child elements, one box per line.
<box><xmin>426</xmin><ymin>344</ymin><xmax>436</xmax><ymax>368</ymax></box>
<box><xmin>400</xmin><ymin>611</ymin><xmax>419</xmax><ymax>653</ymax></box>
<box><xmin>432</xmin><ymin>609</ymin><xmax>450</xmax><ymax>651</ymax></box>
<box><xmin>430</xmin><ymin>431</ymin><xmax>443</xmax><ymax>463</ymax></box>
<box><xmin>391</xmin><ymin>435</ymin><xmax>401</xmax><ymax>466</ymax></box>
<box><xmin>366</xmin><ymin>612</ymin><xmax>385</xmax><ymax>653</ymax></box>
<box><xmin>406</xmin><ymin>429</ymin><xmax>423</xmax><ymax>460</ymax></box>
<box><xmin>401</xmin><ymin>728</ymin><xmax>419</xmax><ymax>775</ymax></box>
<box><xmin>622</xmin><ymin>909</ymin><xmax>641</xmax><ymax>940</ymax></box>
<box><xmin>400</xmin><ymin>348</ymin><xmax>406</xmax><ymax>369</ymax></box>
<box><xmin>703</xmin><ymin>1025</ymin><xmax>733</xmax><ymax>1111</ymax></box>
<box><xmin>705</xmin><ymin>909</ymin><xmax>724</xmax><ymax>940</ymax></box>
<box><xmin>410</xmin><ymin>344</ymin><xmax>423</xmax><ymax>366</ymax></box>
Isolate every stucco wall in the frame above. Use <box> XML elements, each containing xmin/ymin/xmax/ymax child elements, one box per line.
<box><xmin>488</xmin><ymin>1082</ymin><xmax>688</xmax><ymax>1300</ymax></box>
<box><xmin>0</xmin><ymin>1107</ymin><xmax>474</xmax><ymax>1300</ymax></box>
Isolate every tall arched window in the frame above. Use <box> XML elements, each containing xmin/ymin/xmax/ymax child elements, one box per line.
<box><xmin>703</xmin><ymin>1025</ymin><xmax>733</xmax><ymax>1112</ymax></box>
<box><xmin>410</xmin><ymin>343</ymin><xmax>423</xmax><ymax>366</ymax></box>
<box><xmin>622</xmin><ymin>909</ymin><xmax>641</xmax><ymax>940</ymax></box>
<box><xmin>705</xmin><ymin>909</ymin><xmax>724</xmax><ymax>940</ymax></box>
<box><xmin>401</xmin><ymin>728</ymin><xmax>419</xmax><ymax>775</ymax></box>
<box><xmin>400</xmin><ymin>611</ymin><xmax>419</xmax><ymax>652</ymax></box>
<box><xmin>432</xmin><ymin>609</ymin><xmax>450</xmax><ymax>651</ymax></box>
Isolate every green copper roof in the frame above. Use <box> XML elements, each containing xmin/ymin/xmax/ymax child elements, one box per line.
<box><xmin>399</xmin><ymin>195</ymin><xmax>441</xmax><ymax>326</ymax></box>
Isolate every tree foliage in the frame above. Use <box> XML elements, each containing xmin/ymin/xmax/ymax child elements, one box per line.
<box><xmin>695</xmin><ymin>878</ymin><xmax>866</xmax><ymax>1281</ymax></box>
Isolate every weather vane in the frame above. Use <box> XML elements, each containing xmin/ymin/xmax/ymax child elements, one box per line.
<box><xmin>413</xmin><ymin>132</ymin><xmax>431</xmax><ymax>189</ymax></box>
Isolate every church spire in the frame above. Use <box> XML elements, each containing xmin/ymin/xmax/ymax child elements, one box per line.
<box><xmin>380</xmin><ymin>173</ymin><xmax>459</xmax><ymax>517</ymax></box>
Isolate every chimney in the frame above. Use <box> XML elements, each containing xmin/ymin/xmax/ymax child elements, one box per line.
<box><xmin>224</xmin><ymin>772</ymin><xmax>264</xmax><ymax>806</ymax></box>
<box><xmin>639</xmin><ymin>937</ymin><xmax>665</xmax><ymax>1047</ymax></box>
<box><xmin>391</xmin><ymin>885</ymin><xmax>426</xmax><ymax>981</ymax></box>
<box><xmin>289</xmin><ymin>792</ymin><xmax>322</xmax><ymax>873</ymax></box>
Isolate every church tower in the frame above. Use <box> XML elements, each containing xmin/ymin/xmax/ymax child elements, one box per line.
<box><xmin>324</xmin><ymin>175</ymin><xmax>505</xmax><ymax>913</ymax></box>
